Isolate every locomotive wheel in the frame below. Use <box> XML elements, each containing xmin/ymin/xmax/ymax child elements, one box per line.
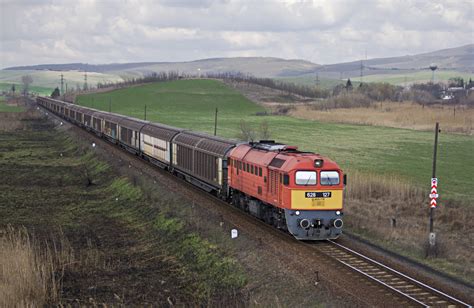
<box><xmin>264</xmin><ymin>213</ymin><xmax>274</xmax><ymax>225</ymax></box>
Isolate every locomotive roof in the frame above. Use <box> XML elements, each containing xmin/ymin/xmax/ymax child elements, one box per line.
<box><xmin>229</xmin><ymin>143</ymin><xmax>339</xmax><ymax>171</ymax></box>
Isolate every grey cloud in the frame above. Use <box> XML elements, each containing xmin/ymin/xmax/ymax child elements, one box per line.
<box><xmin>0</xmin><ymin>0</ymin><xmax>472</xmax><ymax>68</ymax></box>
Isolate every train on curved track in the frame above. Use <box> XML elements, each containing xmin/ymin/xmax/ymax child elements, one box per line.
<box><xmin>37</xmin><ymin>96</ymin><xmax>346</xmax><ymax>240</ymax></box>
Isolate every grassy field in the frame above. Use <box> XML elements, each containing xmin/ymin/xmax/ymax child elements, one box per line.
<box><xmin>279</xmin><ymin>70</ymin><xmax>472</xmax><ymax>87</ymax></box>
<box><xmin>275</xmin><ymin>76</ymin><xmax>350</xmax><ymax>89</ymax></box>
<box><xmin>0</xmin><ymin>83</ymin><xmax>53</xmax><ymax>96</ymax></box>
<box><xmin>0</xmin><ymin>96</ymin><xmax>24</xmax><ymax>112</ymax></box>
<box><xmin>0</xmin><ymin>70</ymin><xmax>123</xmax><ymax>94</ymax></box>
<box><xmin>0</xmin><ymin>111</ymin><xmax>246</xmax><ymax>305</ymax></box>
<box><xmin>77</xmin><ymin>79</ymin><xmax>474</xmax><ymax>203</ymax></box>
<box><xmin>361</xmin><ymin>70</ymin><xmax>472</xmax><ymax>85</ymax></box>
<box><xmin>291</xmin><ymin>102</ymin><xmax>474</xmax><ymax>135</ymax></box>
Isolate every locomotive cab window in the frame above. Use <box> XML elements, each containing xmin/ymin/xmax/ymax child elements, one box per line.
<box><xmin>320</xmin><ymin>171</ymin><xmax>340</xmax><ymax>185</ymax></box>
<box><xmin>295</xmin><ymin>171</ymin><xmax>317</xmax><ymax>185</ymax></box>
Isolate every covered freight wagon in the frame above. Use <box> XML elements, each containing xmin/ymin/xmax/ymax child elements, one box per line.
<box><xmin>172</xmin><ymin>132</ymin><xmax>237</xmax><ymax>194</ymax></box>
<box><xmin>117</xmin><ymin>117</ymin><xmax>148</xmax><ymax>154</ymax></box>
<box><xmin>140</xmin><ymin>123</ymin><xmax>182</xmax><ymax>168</ymax></box>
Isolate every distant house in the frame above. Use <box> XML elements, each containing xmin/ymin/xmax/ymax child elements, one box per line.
<box><xmin>441</xmin><ymin>87</ymin><xmax>468</xmax><ymax>100</ymax></box>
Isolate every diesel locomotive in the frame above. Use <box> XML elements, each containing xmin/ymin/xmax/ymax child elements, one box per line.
<box><xmin>37</xmin><ymin>96</ymin><xmax>345</xmax><ymax>240</ymax></box>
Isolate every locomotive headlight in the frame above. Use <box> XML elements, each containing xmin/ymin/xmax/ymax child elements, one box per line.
<box><xmin>336</xmin><ymin>211</ymin><xmax>341</xmax><ymax>216</ymax></box>
<box><xmin>295</xmin><ymin>211</ymin><xmax>300</xmax><ymax>216</ymax></box>
<box><xmin>314</xmin><ymin>159</ymin><xmax>324</xmax><ymax>168</ymax></box>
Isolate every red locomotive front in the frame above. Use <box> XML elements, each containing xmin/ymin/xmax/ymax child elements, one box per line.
<box><xmin>227</xmin><ymin>140</ymin><xmax>344</xmax><ymax>240</ymax></box>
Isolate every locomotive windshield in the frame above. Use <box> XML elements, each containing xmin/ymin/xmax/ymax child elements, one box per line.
<box><xmin>320</xmin><ymin>171</ymin><xmax>340</xmax><ymax>185</ymax></box>
<box><xmin>295</xmin><ymin>171</ymin><xmax>317</xmax><ymax>185</ymax></box>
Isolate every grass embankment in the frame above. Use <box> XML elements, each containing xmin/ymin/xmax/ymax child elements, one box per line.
<box><xmin>77</xmin><ymin>79</ymin><xmax>474</xmax><ymax>203</ymax></box>
<box><xmin>0</xmin><ymin>112</ymin><xmax>246</xmax><ymax>305</ymax></box>
<box><xmin>345</xmin><ymin>171</ymin><xmax>473</xmax><ymax>281</ymax></box>
<box><xmin>0</xmin><ymin>227</ymin><xmax>61</xmax><ymax>306</ymax></box>
<box><xmin>77</xmin><ymin>79</ymin><xmax>474</xmax><ymax>281</ymax></box>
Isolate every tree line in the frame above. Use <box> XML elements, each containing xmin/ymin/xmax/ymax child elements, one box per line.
<box><xmin>204</xmin><ymin>72</ymin><xmax>330</xmax><ymax>98</ymax></box>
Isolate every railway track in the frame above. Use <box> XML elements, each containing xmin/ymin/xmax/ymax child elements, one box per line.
<box><xmin>312</xmin><ymin>240</ymin><xmax>472</xmax><ymax>307</ymax></box>
<box><xmin>41</xmin><ymin>106</ymin><xmax>473</xmax><ymax>307</ymax></box>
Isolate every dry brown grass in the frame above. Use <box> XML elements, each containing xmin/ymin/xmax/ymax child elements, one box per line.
<box><xmin>291</xmin><ymin>102</ymin><xmax>474</xmax><ymax>135</ymax></box>
<box><xmin>0</xmin><ymin>227</ymin><xmax>74</xmax><ymax>306</ymax></box>
<box><xmin>0</xmin><ymin>110</ymin><xmax>42</xmax><ymax>131</ymax></box>
<box><xmin>345</xmin><ymin>170</ymin><xmax>474</xmax><ymax>279</ymax></box>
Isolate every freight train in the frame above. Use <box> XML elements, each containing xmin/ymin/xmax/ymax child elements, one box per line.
<box><xmin>37</xmin><ymin>96</ymin><xmax>346</xmax><ymax>240</ymax></box>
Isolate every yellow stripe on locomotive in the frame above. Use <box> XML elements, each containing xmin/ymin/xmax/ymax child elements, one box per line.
<box><xmin>291</xmin><ymin>190</ymin><xmax>343</xmax><ymax>210</ymax></box>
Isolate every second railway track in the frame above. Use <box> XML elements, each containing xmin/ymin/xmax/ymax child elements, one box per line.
<box><xmin>311</xmin><ymin>240</ymin><xmax>472</xmax><ymax>307</ymax></box>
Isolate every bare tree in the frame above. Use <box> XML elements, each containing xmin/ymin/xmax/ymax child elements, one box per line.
<box><xmin>238</xmin><ymin>120</ymin><xmax>256</xmax><ymax>142</ymax></box>
<box><xmin>259</xmin><ymin>120</ymin><xmax>271</xmax><ymax>140</ymax></box>
<box><xmin>21</xmin><ymin>75</ymin><xmax>33</xmax><ymax>95</ymax></box>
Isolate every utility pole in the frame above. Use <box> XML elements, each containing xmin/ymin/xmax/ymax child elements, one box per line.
<box><xmin>144</xmin><ymin>104</ymin><xmax>147</xmax><ymax>121</ymax></box>
<box><xmin>84</xmin><ymin>71</ymin><xmax>88</xmax><ymax>91</ymax></box>
<box><xmin>360</xmin><ymin>60</ymin><xmax>364</xmax><ymax>84</ymax></box>
<box><xmin>60</xmin><ymin>74</ymin><xmax>64</xmax><ymax>96</ymax></box>
<box><xmin>109</xmin><ymin>97</ymin><xmax>111</xmax><ymax>112</ymax></box>
<box><xmin>315</xmin><ymin>72</ymin><xmax>320</xmax><ymax>87</ymax></box>
<box><xmin>214</xmin><ymin>107</ymin><xmax>218</xmax><ymax>136</ymax></box>
<box><xmin>429</xmin><ymin>122</ymin><xmax>440</xmax><ymax>253</ymax></box>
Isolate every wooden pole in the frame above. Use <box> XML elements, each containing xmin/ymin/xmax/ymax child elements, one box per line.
<box><xmin>214</xmin><ymin>107</ymin><xmax>218</xmax><ymax>136</ymax></box>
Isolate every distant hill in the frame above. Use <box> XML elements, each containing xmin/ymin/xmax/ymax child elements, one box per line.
<box><xmin>3</xmin><ymin>57</ymin><xmax>319</xmax><ymax>78</ymax></box>
<box><xmin>3</xmin><ymin>62</ymin><xmax>159</xmax><ymax>73</ymax></box>
<box><xmin>2</xmin><ymin>44</ymin><xmax>472</xmax><ymax>89</ymax></box>
<box><xmin>313</xmin><ymin>44</ymin><xmax>474</xmax><ymax>79</ymax></box>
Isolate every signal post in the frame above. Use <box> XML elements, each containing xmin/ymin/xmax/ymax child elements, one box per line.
<box><xmin>428</xmin><ymin>122</ymin><xmax>440</xmax><ymax>255</ymax></box>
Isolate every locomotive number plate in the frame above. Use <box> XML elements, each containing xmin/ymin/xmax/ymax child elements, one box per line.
<box><xmin>305</xmin><ymin>192</ymin><xmax>331</xmax><ymax>198</ymax></box>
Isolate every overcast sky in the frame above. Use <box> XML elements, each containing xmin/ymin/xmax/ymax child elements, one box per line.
<box><xmin>1</xmin><ymin>0</ymin><xmax>473</xmax><ymax>68</ymax></box>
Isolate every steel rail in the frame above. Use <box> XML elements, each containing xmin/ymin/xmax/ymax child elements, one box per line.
<box><xmin>326</xmin><ymin>240</ymin><xmax>472</xmax><ymax>307</ymax></box>
<box><xmin>337</xmin><ymin>259</ymin><xmax>429</xmax><ymax>307</ymax></box>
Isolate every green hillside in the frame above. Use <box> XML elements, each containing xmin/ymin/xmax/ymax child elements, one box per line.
<box><xmin>362</xmin><ymin>70</ymin><xmax>473</xmax><ymax>85</ymax></box>
<box><xmin>77</xmin><ymin>79</ymin><xmax>474</xmax><ymax>202</ymax></box>
<box><xmin>277</xmin><ymin>70</ymin><xmax>472</xmax><ymax>87</ymax></box>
